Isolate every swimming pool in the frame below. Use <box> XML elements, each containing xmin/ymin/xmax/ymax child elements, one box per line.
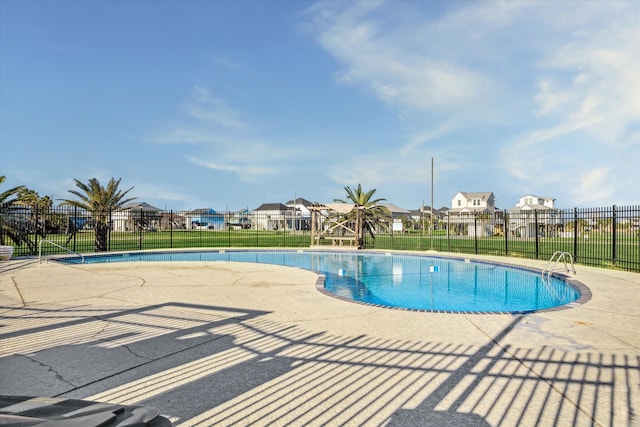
<box><xmin>58</xmin><ymin>250</ymin><xmax>583</xmax><ymax>313</ymax></box>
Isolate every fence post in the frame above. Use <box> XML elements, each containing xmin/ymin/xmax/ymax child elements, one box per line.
<box><xmin>34</xmin><ymin>208</ymin><xmax>40</xmax><ymax>256</ymax></box>
<box><xmin>419</xmin><ymin>211</ymin><xmax>423</xmax><ymax>251</ymax></box>
<box><xmin>573</xmin><ymin>207</ymin><xmax>578</xmax><ymax>262</ymax></box>
<box><xmin>72</xmin><ymin>206</ymin><xmax>78</xmax><ymax>252</ymax></box>
<box><xmin>138</xmin><ymin>209</ymin><xmax>143</xmax><ymax>250</ymax></box>
<box><xmin>390</xmin><ymin>225</ymin><xmax>394</xmax><ymax>250</ymax></box>
<box><xmin>534</xmin><ymin>209</ymin><xmax>539</xmax><ymax>259</ymax></box>
<box><xmin>612</xmin><ymin>205</ymin><xmax>617</xmax><ymax>265</ymax></box>
<box><xmin>474</xmin><ymin>213</ymin><xmax>478</xmax><ymax>255</ymax></box>
<box><xmin>447</xmin><ymin>214</ymin><xmax>450</xmax><ymax>252</ymax></box>
<box><xmin>108</xmin><ymin>209</ymin><xmax>112</xmax><ymax>252</ymax></box>
<box><xmin>504</xmin><ymin>210</ymin><xmax>508</xmax><ymax>256</ymax></box>
<box><xmin>170</xmin><ymin>210</ymin><xmax>173</xmax><ymax>248</ymax></box>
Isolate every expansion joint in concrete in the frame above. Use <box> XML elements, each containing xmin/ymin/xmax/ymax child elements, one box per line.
<box><xmin>20</xmin><ymin>354</ymin><xmax>77</xmax><ymax>389</ymax></box>
<box><xmin>11</xmin><ymin>276</ymin><xmax>26</xmax><ymax>307</ymax></box>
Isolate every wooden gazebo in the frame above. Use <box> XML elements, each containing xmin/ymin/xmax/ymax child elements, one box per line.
<box><xmin>309</xmin><ymin>203</ymin><xmax>363</xmax><ymax>248</ymax></box>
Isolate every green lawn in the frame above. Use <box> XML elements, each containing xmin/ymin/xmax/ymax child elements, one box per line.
<box><xmin>17</xmin><ymin>228</ymin><xmax>640</xmax><ymax>272</ymax></box>
<box><xmin>367</xmin><ymin>233</ymin><xmax>638</xmax><ymax>270</ymax></box>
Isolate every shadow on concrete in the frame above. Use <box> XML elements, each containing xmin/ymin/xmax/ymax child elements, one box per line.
<box><xmin>1</xmin><ymin>303</ymin><xmax>637</xmax><ymax>426</ymax></box>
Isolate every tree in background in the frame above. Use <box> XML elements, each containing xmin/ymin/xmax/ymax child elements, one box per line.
<box><xmin>17</xmin><ymin>188</ymin><xmax>53</xmax><ymax>214</ymax></box>
<box><xmin>0</xmin><ymin>176</ymin><xmax>28</xmax><ymax>247</ymax></box>
<box><xmin>334</xmin><ymin>184</ymin><xmax>391</xmax><ymax>248</ymax></box>
<box><xmin>0</xmin><ymin>176</ymin><xmax>25</xmax><ymax>206</ymax></box>
<box><xmin>61</xmin><ymin>178</ymin><xmax>136</xmax><ymax>252</ymax></box>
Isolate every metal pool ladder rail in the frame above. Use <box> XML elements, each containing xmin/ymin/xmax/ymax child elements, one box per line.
<box><xmin>38</xmin><ymin>239</ymin><xmax>84</xmax><ymax>264</ymax></box>
<box><xmin>542</xmin><ymin>251</ymin><xmax>575</xmax><ymax>279</ymax></box>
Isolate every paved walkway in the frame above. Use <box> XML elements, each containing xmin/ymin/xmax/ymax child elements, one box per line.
<box><xmin>1</xmin><ymin>252</ymin><xmax>639</xmax><ymax>426</ymax></box>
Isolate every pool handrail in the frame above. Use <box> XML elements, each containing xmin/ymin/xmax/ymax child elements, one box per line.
<box><xmin>542</xmin><ymin>251</ymin><xmax>575</xmax><ymax>279</ymax></box>
<box><xmin>38</xmin><ymin>239</ymin><xmax>85</xmax><ymax>264</ymax></box>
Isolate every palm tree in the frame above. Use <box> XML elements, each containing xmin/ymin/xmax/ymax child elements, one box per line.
<box><xmin>61</xmin><ymin>178</ymin><xmax>136</xmax><ymax>252</ymax></box>
<box><xmin>334</xmin><ymin>184</ymin><xmax>392</xmax><ymax>248</ymax></box>
<box><xmin>0</xmin><ymin>176</ymin><xmax>28</xmax><ymax>247</ymax></box>
<box><xmin>17</xmin><ymin>188</ymin><xmax>53</xmax><ymax>214</ymax></box>
<box><xmin>0</xmin><ymin>176</ymin><xmax>25</xmax><ymax>205</ymax></box>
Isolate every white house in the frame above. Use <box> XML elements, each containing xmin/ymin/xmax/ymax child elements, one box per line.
<box><xmin>447</xmin><ymin>192</ymin><xmax>497</xmax><ymax>237</ymax></box>
<box><xmin>252</xmin><ymin>203</ymin><xmax>294</xmax><ymax>231</ymax></box>
<box><xmin>450</xmin><ymin>191</ymin><xmax>496</xmax><ymax>213</ymax></box>
<box><xmin>515</xmin><ymin>194</ymin><xmax>556</xmax><ymax>209</ymax></box>
<box><xmin>284</xmin><ymin>197</ymin><xmax>313</xmax><ymax>230</ymax></box>
<box><xmin>379</xmin><ymin>203</ymin><xmax>411</xmax><ymax>232</ymax></box>
<box><xmin>112</xmin><ymin>202</ymin><xmax>162</xmax><ymax>231</ymax></box>
<box><xmin>508</xmin><ymin>194</ymin><xmax>561</xmax><ymax>237</ymax></box>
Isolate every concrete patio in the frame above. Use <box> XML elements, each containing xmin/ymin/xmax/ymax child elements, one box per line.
<box><xmin>1</xmin><ymin>252</ymin><xmax>638</xmax><ymax>426</ymax></box>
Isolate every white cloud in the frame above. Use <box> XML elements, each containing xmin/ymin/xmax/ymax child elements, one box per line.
<box><xmin>571</xmin><ymin>168</ymin><xmax>614</xmax><ymax>206</ymax></box>
<box><xmin>140</xmin><ymin>1</ymin><xmax>638</xmax><ymax>209</ymax></box>
<box><xmin>326</xmin><ymin>142</ymin><xmax>462</xmax><ymax>192</ymax></box>
<box><xmin>185</xmin><ymin>156</ymin><xmax>278</xmax><ymax>182</ymax></box>
<box><xmin>490</xmin><ymin>2</ymin><xmax>640</xmax><ymax>206</ymax></box>
<box><xmin>309</xmin><ymin>0</ymin><xmax>639</xmax><ymax>205</ymax></box>
<box><xmin>401</xmin><ymin>121</ymin><xmax>454</xmax><ymax>155</ymax></box>
<box><xmin>431</xmin><ymin>0</ymin><xmax>530</xmax><ymax>36</ymax></box>
<box><xmin>146</xmin><ymin>127</ymin><xmax>212</xmax><ymax>145</ymax></box>
<box><xmin>532</xmin><ymin>21</ymin><xmax>640</xmax><ymax>145</ymax></box>
<box><xmin>144</xmin><ymin>85</ymin><xmax>314</xmax><ymax>183</ymax></box>
<box><xmin>533</xmin><ymin>78</ymin><xmax>576</xmax><ymax>117</ymax></box>
<box><xmin>182</xmin><ymin>86</ymin><xmax>247</xmax><ymax>130</ymax></box>
<box><xmin>309</xmin><ymin>1</ymin><xmax>495</xmax><ymax>114</ymax></box>
<box><xmin>132</xmin><ymin>182</ymin><xmax>193</xmax><ymax>204</ymax></box>
<box><xmin>213</xmin><ymin>56</ymin><xmax>252</xmax><ymax>75</ymax></box>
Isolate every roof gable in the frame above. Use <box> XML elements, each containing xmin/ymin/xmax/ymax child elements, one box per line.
<box><xmin>191</xmin><ymin>208</ymin><xmax>218</xmax><ymax>214</ymax></box>
<box><xmin>254</xmin><ymin>203</ymin><xmax>291</xmax><ymax>211</ymax></box>
<box><xmin>122</xmin><ymin>202</ymin><xmax>161</xmax><ymax>211</ymax></box>
<box><xmin>379</xmin><ymin>203</ymin><xmax>410</xmax><ymax>214</ymax></box>
<box><xmin>285</xmin><ymin>198</ymin><xmax>313</xmax><ymax>207</ymax></box>
<box><xmin>462</xmin><ymin>191</ymin><xmax>494</xmax><ymax>201</ymax></box>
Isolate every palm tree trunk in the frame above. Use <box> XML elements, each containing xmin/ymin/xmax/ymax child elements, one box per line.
<box><xmin>95</xmin><ymin>222</ymin><xmax>108</xmax><ymax>252</ymax></box>
<box><xmin>356</xmin><ymin>207</ymin><xmax>364</xmax><ymax>248</ymax></box>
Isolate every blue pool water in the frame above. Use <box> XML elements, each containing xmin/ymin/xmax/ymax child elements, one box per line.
<box><xmin>59</xmin><ymin>250</ymin><xmax>581</xmax><ymax>313</ymax></box>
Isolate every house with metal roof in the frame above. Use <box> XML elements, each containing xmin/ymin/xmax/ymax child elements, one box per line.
<box><xmin>186</xmin><ymin>208</ymin><xmax>225</xmax><ymax>230</ymax></box>
<box><xmin>252</xmin><ymin>203</ymin><xmax>294</xmax><ymax>231</ymax></box>
<box><xmin>112</xmin><ymin>202</ymin><xmax>162</xmax><ymax>231</ymax></box>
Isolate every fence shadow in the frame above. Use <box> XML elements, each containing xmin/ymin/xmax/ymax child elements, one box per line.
<box><xmin>1</xmin><ymin>303</ymin><xmax>637</xmax><ymax>426</ymax></box>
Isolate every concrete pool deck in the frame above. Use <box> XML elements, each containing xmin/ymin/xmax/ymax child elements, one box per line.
<box><xmin>1</xmin><ymin>251</ymin><xmax>638</xmax><ymax>426</ymax></box>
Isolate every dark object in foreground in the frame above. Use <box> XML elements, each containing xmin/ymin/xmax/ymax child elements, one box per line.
<box><xmin>0</xmin><ymin>395</ymin><xmax>172</xmax><ymax>427</ymax></box>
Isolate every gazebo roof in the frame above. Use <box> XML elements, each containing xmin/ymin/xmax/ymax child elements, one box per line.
<box><xmin>309</xmin><ymin>203</ymin><xmax>356</xmax><ymax>213</ymax></box>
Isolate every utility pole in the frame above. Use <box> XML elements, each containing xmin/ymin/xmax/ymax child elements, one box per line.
<box><xmin>431</xmin><ymin>157</ymin><xmax>434</xmax><ymax>251</ymax></box>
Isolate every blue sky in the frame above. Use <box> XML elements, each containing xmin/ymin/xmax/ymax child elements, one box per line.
<box><xmin>1</xmin><ymin>0</ymin><xmax>638</xmax><ymax>211</ymax></box>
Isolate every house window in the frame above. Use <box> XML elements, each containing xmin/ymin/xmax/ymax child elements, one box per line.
<box><xmin>457</xmin><ymin>200</ymin><xmax>461</xmax><ymax>206</ymax></box>
<box><xmin>473</xmin><ymin>199</ymin><xmax>480</xmax><ymax>206</ymax></box>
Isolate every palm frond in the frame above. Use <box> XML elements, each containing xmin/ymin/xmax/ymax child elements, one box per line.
<box><xmin>60</xmin><ymin>177</ymin><xmax>137</xmax><ymax>251</ymax></box>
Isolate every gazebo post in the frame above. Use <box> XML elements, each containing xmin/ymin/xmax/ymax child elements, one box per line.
<box><xmin>310</xmin><ymin>209</ymin><xmax>316</xmax><ymax>246</ymax></box>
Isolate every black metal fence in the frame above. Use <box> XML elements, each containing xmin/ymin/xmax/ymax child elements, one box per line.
<box><xmin>2</xmin><ymin>205</ymin><xmax>638</xmax><ymax>272</ymax></box>
<box><xmin>367</xmin><ymin>205</ymin><xmax>639</xmax><ymax>272</ymax></box>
